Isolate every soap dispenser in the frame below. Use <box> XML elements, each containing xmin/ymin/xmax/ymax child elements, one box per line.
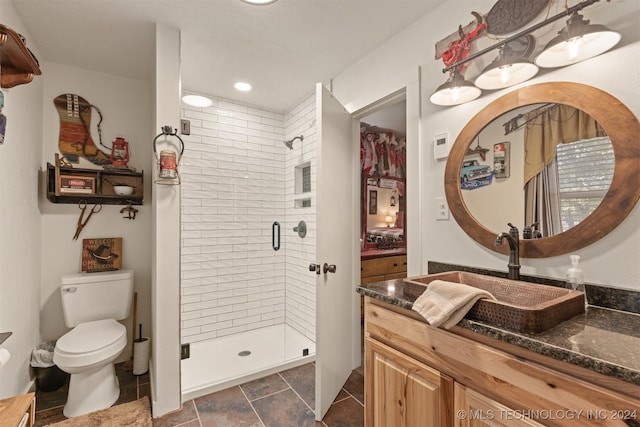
<box><xmin>566</xmin><ymin>255</ymin><xmax>584</xmax><ymax>292</ymax></box>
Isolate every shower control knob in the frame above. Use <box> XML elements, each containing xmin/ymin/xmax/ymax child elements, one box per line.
<box><xmin>323</xmin><ymin>263</ymin><xmax>337</xmax><ymax>274</ymax></box>
<box><xmin>309</xmin><ymin>263</ymin><xmax>320</xmax><ymax>275</ymax></box>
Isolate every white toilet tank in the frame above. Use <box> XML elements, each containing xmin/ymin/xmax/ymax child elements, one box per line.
<box><xmin>60</xmin><ymin>270</ymin><xmax>134</xmax><ymax>327</ymax></box>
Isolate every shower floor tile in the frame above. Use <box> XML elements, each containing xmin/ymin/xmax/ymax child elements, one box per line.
<box><xmin>35</xmin><ymin>361</ymin><xmax>364</xmax><ymax>427</ymax></box>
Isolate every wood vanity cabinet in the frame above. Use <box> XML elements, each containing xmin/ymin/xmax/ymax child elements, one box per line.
<box><xmin>361</xmin><ymin>254</ymin><xmax>407</xmax><ymax>284</ymax></box>
<box><xmin>360</xmin><ymin>254</ymin><xmax>407</xmax><ymax>319</ymax></box>
<box><xmin>0</xmin><ymin>392</ymin><xmax>35</xmax><ymax>427</ymax></box>
<box><xmin>364</xmin><ymin>298</ymin><xmax>640</xmax><ymax>427</ymax></box>
<box><xmin>454</xmin><ymin>383</ymin><xmax>545</xmax><ymax>427</ymax></box>
<box><xmin>365</xmin><ymin>337</ymin><xmax>454</xmax><ymax>426</ymax></box>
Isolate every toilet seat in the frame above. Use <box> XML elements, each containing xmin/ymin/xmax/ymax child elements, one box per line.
<box><xmin>54</xmin><ymin>319</ymin><xmax>126</xmax><ymax>368</ymax></box>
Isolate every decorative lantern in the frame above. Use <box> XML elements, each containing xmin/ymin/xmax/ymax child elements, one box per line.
<box><xmin>153</xmin><ymin>126</ymin><xmax>184</xmax><ymax>185</ymax></box>
<box><xmin>111</xmin><ymin>137</ymin><xmax>130</xmax><ymax>166</ymax></box>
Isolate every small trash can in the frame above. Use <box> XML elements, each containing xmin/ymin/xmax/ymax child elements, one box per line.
<box><xmin>31</xmin><ymin>341</ymin><xmax>68</xmax><ymax>392</ymax></box>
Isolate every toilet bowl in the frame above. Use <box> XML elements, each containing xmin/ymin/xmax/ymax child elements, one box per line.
<box><xmin>53</xmin><ymin>270</ymin><xmax>134</xmax><ymax>418</ymax></box>
<box><xmin>54</xmin><ymin>319</ymin><xmax>127</xmax><ymax>417</ymax></box>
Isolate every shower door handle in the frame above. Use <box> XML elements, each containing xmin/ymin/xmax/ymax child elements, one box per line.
<box><xmin>272</xmin><ymin>221</ymin><xmax>280</xmax><ymax>251</ymax></box>
<box><xmin>309</xmin><ymin>263</ymin><xmax>320</xmax><ymax>275</ymax></box>
<box><xmin>323</xmin><ymin>263</ymin><xmax>337</xmax><ymax>274</ymax></box>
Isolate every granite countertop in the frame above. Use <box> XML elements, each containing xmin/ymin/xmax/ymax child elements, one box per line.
<box><xmin>357</xmin><ymin>278</ymin><xmax>640</xmax><ymax>387</ymax></box>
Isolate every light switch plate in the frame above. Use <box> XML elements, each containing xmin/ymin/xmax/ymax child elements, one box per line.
<box><xmin>435</xmin><ymin>196</ymin><xmax>450</xmax><ymax>220</ymax></box>
<box><xmin>181</xmin><ymin>119</ymin><xmax>191</xmax><ymax>135</ymax></box>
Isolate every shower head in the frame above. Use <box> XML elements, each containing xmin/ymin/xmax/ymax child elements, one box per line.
<box><xmin>284</xmin><ymin>135</ymin><xmax>303</xmax><ymax>150</ymax></box>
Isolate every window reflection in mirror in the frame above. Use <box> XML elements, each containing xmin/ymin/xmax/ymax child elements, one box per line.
<box><xmin>461</xmin><ymin>103</ymin><xmax>613</xmax><ymax>237</ymax></box>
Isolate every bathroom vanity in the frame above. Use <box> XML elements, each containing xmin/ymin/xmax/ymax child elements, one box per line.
<box><xmin>0</xmin><ymin>393</ymin><xmax>35</xmax><ymax>427</ymax></box>
<box><xmin>358</xmin><ymin>268</ymin><xmax>640</xmax><ymax>427</ymax></box>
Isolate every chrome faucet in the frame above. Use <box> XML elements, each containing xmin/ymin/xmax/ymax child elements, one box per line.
<box><xmin>495</xmin><ymin>223</ymin><xmax>521</xmax><ymax>280</ymax></box>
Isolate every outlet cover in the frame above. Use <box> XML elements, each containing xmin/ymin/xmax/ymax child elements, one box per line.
<box><xmin>435</xmin><ymin>197</ymin><xmax>450</xmax><ymax>220</ymax></box>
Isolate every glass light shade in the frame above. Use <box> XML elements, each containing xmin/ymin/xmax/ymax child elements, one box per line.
<box><xmin>535</xmin><ymin>14</ymin><xmax>621</xmax><ymax>68</ymax></box>
<box><xmin>430</xmin><ymin>71</ymin><xmax>481</xmax><ymax>106</ymax></box>
<box><xmin>475</xmin><ymin>54</ymin><xmax>539</xmax><ymax>90</ymax></box>
<box><xmin>182</xmin><ymin>95</ymin><xmax>213</xmax><ymax>107</ymax></box>
<box><xmin>240</xmin><ymin>0</ymin><xmax>278</xmax><ymax>4</ymax></box>
<box><xmin>385</xmin><ymin>215</ymin><xmax>393</xmax><ymax>227</ymax></box>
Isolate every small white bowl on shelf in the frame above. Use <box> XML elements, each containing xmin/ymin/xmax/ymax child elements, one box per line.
<box><xmin>113</xmin><ymin>185</ymin><xmax>134</xmax><ymax>196</ymax></box>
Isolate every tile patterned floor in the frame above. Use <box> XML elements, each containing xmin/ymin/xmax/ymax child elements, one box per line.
<box><xmin>34</xmin><ymin>362</ymin><xmax>364</xmax><ymax>427</ymax></box>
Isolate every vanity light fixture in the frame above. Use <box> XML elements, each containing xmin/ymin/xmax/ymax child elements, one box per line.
<box><xmin>182</xmin><ymin>94</ymin><xmax>213</xmax><ymax>108</ymax></box>
<box><xmin>234</xmin><ymin>82</ymin><xmax>252</xmax><ymax>92</ymax></box>
<box><xmin>534</xmin><ymin>12</ymin><xmax>621</xmax><ymax>68</ymax></box>
<box><xmin>430</xmin><ymin>0</ymin><xmax>619</xmax><ymax>106</ymax></box>
<box><xmin>474</xmin><ymin>45</ymin><xmax>539</xmax><ymax>90</ymax></box>
<box><xmin>429</xmin><ymin>70</ymin><xmax>481</xmax><ymax>106</ymax></box>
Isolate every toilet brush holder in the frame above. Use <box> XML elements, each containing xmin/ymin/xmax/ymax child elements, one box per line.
<box><xmin>132</xmin><ymin>337</ymin><xmax>149</xmax><ymax>376</ymax></box>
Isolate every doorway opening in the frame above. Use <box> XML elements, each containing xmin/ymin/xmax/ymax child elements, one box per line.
<box><xmin>354</xmin><ymin>92</ymin><xmax>408</xmax><ymax>367</ymax></box>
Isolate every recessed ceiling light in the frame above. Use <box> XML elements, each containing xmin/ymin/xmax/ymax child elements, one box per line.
<box><xmin>182</xmin><ymin>95</ymin><xmax>213</xmax><ymax>107</ymax></box>
<box><xmin>240</xmin><ymin>0</ymin><xmax>278</xmax><ymax>5</ymax></box>
<box><xmin>234</xmin><ymin>82</ymin><xmax>252</xmax><ymax>92</ymax></box>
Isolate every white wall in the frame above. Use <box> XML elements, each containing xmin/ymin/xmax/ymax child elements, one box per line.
<box><xmin>331</xmin><ymin>0</ymin><xmax>640</xmax><ymax>290</ymax></box>
<box><xmin>151</xmin><ymin>23</ymin><xmax>182</xmax><ymax>416</ymax></box>
<box><xmin>39</xmin><ymin>62</ymin><xmax>153</xmax><ymax>357</ymax></box>
<box><xmin>0</xmin><ymin>2</ymin><xmax>44</xmax><ymax>398</ymax></box>
<box><xmin>179</xmin><ymin>96</ymin><xmax>287</xmax><ymax>343</ymax></box>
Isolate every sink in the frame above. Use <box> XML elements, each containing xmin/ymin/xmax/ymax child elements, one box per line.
<box><xmin>403</xmin><ymin>271</ymin><xmax>585</xmax><ymax>333</ymax></box>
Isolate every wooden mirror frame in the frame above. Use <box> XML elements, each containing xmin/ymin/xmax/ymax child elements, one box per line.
<box><xmin>444</xmin><ymin>82</ymin><xmax>640</xmax><ymax>258</ymax></box>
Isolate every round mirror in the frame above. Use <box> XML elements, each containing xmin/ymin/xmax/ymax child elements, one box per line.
<box><xmin>445</xmin><ymin>82</ymin><xmax>640</xmax><ymax>258</ymax></box>
<box><xmin>461</xmin><ymin>103</ymin><xmax>613</xmax><ymax>236</ymax></box>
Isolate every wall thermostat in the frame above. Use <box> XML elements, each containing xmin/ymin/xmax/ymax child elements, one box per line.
<box><xmin>433</xmin><ymin>132</ymin><xmax>450</xmax><ymax>160</ymax></box>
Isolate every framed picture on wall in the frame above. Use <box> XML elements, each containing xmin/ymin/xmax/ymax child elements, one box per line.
<box><xmin>82</xmin><ymin>237</ymin><xmax>122</xmax><ymax>272</ymax></box>
<box><xmin>369</xmin><ymin>190</ymin><xmax>377</xmax><ymax>214</ymax></box>
<box><xmin>493</xmin><ymin>142</ymin><xmax>510</xmax><ymax>179</ymax></box>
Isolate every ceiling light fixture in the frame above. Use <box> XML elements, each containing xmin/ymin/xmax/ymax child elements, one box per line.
<box><xmin>474</xmin><ymin>45</ymin><xmax>539</xmax><ymax>90</ymax></box>
<box><xmin>234</xmin><ymin>82</ymin><xmax>252</xmax><ymax>92</ymax></box>
<box><xmin>429</xmin><ymin>70</ymin><xmax>482</xmax><ymax>106</ymax></box>
<box><xmin>182</xmin><ymin>94</ymin><xmax>213</xmax><ymax>108</ymax></box>
<box><xmin>240</xmin><ymin>0</ymin><xmax>278</xmax><ymax>5</ymax></box>
<box><xmin>534</xmin><ymin>12</ymin><xmax>620</xmax><ymax>68</ymax></box>
<box><xmin>431</xmin><ymin>0</ymin><xmax>619</xmax><ymax>106</ymax></box>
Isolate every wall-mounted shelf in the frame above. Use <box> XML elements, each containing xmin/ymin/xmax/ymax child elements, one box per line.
<box><xmin>0</xmin><ymin>23</ymin><xmax>42</xmax><ymax>88</ymax></box>
<box><xmin>46</xmin><ymin>162</ymin><xmax>144</xmax><ymax>205</ymax></box>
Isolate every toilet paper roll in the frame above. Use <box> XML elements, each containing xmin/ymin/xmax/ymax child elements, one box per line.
<box><xmin>0</xmin><ymin>348</ymin><xmax>11</xmax><ymax>370</ymax></box>
<box><xmin>132</xmin><ymin>338</ymin><xmax>149</xmax><ymax>376</ymax></box>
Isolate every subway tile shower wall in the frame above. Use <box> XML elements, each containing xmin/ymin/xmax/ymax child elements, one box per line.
<box><xmin>180</xmin><ymin>93</ymin><xmax>317</xmax><ymax>345</ymax></box>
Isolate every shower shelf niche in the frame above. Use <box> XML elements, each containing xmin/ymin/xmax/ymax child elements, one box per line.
<box><xmin>294</xmin><ymin>195</ymin><xmax>312</xmax><ymax>209</ymax></box>
<box><xmin>294</xmin><ymin>162</ymin><xmax>312</xmax><ymax>208</ymax></box>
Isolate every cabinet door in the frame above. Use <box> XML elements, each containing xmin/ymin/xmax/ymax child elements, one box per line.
<box><xmin>454</xmin><ymin>383</ymin><xmax>545</xmax><ymax>427</ymax></box>
<box><xmin>366</xmin><ymin>338</ymin><xmax>453</xmax><ymax>427</ymax></box>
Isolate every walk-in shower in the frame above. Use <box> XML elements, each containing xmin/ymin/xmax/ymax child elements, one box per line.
<box><xmin>179</xmin><ymin>95</ymin><xmax>317</xmax><ymax>400</ymax></box>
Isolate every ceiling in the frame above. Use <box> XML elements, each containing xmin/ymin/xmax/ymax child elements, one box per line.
<box><xmin>12</xmin><ymin>0</ymin><xmax>445</xmax><ymax>113</ymax></box>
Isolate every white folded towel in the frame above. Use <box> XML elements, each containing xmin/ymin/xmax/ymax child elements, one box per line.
<box><xmin>412</xmin><ymin>279</ymin><xmax>497</xmax><ymax>329</ymax></box>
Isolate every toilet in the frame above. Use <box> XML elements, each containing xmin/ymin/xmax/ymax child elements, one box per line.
<box><xmin>53</xmin><ymin>270</ymin><xmax>134</xmax><ymax>418</ymax></box>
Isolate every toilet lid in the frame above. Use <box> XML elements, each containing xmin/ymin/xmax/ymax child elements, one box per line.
<box><xmin>56</xmin><ymin>319</ymin><xmax>125</xmax><ymax>354</ymax></box>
